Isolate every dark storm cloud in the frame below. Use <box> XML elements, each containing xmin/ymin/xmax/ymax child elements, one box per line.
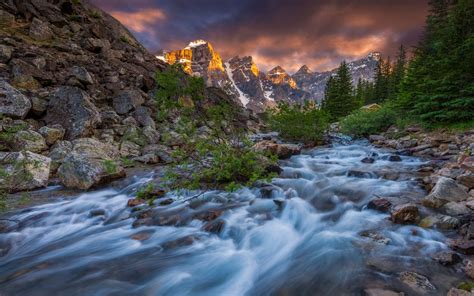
<box><xmin>91</xmin><ymin>0</ymin><xmax>428</xmax><ymax>72</ymax></box>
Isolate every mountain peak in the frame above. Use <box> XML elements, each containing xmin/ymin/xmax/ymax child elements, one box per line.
<box><xmin>268</xmin><ymin>66</ymin><xmax>287</xmax><ymax>75</ymax></box>
<box><xmin>367</xmin><ymin>52</ymin><xmax>381</xmax><ymax>61</ymax></box>
<box><xmin>295</xmin><ymin>65</ymin><xmax>312</xmax><ymax>75</ymax></box>
<box><xmin>185</xmin><ymin>39</ymin><xmax>209</xmax><ymax>49</ymax></box>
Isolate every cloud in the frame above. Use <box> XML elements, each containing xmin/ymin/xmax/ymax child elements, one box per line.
<box><xmin>91</xmin><ymin>0</ymin><xmax>428</xmax><ymax>72</ymax></box>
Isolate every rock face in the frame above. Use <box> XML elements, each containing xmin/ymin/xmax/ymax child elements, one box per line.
<box><xmin>0</xmin><ymin>151</ymin><xmax>51</xmax><ymax>191</ymax></box>
<box><xmin>0</xmin><ymin>81</ymin><xmax>31</xmax><ymax>119</ymax></box>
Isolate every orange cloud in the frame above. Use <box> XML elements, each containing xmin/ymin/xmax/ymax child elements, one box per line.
<box><xmin>110</xmin><ymin>9</ymin><xmax>166</xmax><ymax>33</ymax></box>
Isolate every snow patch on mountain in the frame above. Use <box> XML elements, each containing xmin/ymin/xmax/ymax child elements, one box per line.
<box><xmin>225</xmin><ymin>62</ymin><xmax>249</xmax><ymax>106</ymax></box>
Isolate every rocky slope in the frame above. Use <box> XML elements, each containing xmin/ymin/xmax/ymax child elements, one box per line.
<box><xmin>159</xmin><ymin>41</ymin><xmax>380</xmax><ymax>111</ymax></box>
<box><xmin>0</xmin><ymin>0</ymin><xmax>251</xmax><ymax>194</ymax></box>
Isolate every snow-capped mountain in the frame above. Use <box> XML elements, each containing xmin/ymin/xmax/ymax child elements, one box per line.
<box><xmin>157</xmin><ymin>40</ymin><xmax>380</xmax><ymax>112</ymax></box>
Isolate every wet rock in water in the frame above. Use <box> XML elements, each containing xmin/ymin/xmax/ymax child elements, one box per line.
<box><xmin>431</xmin><ymin>251</ymin><xmax>461</xmax><ymax>266</ymax></box>
<box><xmin>388</xmin><ymin>155</ymin><xmax>402</xmax><ymax>162</ymax></box>
<box><xmin>202</xmin><ymin>219</ymin><xmax>225</xmax><ymax>234</ymax></box>
<box><xmin>58</xmin><ymin>153</ymin><xmax>125</xmax><ymax>190</ymax></box>
<box><xmin>12</xmin><ymin>130</ymin><xmax>48</xmax><ymax>153</ymax></box>
<box><xmin>397</xmin><ymin>271</ymin><xmax>436</xmax><ymax>294</ymax></box>
<box><xmin>162</xmin><ymin>235</ymin><xmax>198</xmax><ymax>250</ymax></box>
<box><xmin>127</xmin><ymin>198</ymin><xmax>146</xmax><ymax>207</ymax></box>
<box><xmin>89</xmin><ymin>209</ymin><xmax>106</xmax><ymax>217</ymax></box>
<box><xmin>363</xmin><ymin>288</ymin><xmax>404</xmax><ymax>296</ymax></box>
<box><xmin>447</xmin><ymin>288</ymin><xmax>474</xmax><ymax>296</ymax></box>
<box><xmin>391</xmin><ymin>203</ymin><xmax>419</xmax><ymax>224</ymax></box>
<box><xmin>0</xmin><ymin>81</ymin><xmax>31</xmax><ymax>119</ymax></box>
<box><xmin>359</xmin><ymin>230</ymin><xmax>391</xmax><ymax>245</ymax></box>
<box><xmin>0</xmin><ymin>151</ymin><xmax>50</xmax><ymax>191</ymax></box>
<box><xmin>253</xmin><ymin>140</ymin><xmax>301</xmax><ymax>159</ymax></box>
<box><xmin>367</xmin><ymin>198</ymin><xmax>392</xmax><ymax>212</ymax></box>
<box><xmin>368</xmin><ymin>135</ymin><xmax>385</xmax><ymax>142</ymax></box>
<box><xmin>131</xmin><ymin>231</ymin><xmax>152</xmax><ymax>241</ymax></box>
<box><xmin>422</xmin><ymin>177</ymin><xmax>470</xmax><ymax>208</ymax></box>
<box><xmin>193</xmin><ymin>209</ymin><xmax>223</xmax><ymax>222</ymax></box>
<box><xmin>347</xmin><ymin>170</ymin><xmax>376</xmax><ymax>179</ymax></box>
<box><xmin>158</xmin><ymin>198</ymin><xmax>174</xmax><ymax>206</ymax></box>
<box><xmin>265</xmin><ymin>163</ymin><xmax>283</xmax><ymax>175</ymax></box>
<box><xmin>450</xmin><ymin>239</ymin><xmax>474</xmax><ymax>255</ymax></box>
<box><xmin>463</xmin><ymin>259</ymin><xmax>474</xmax><ymax>279</ymax></box>
<box><xmin>38</xmin><ymin>125</ymin><xmax>65</xmax><ymax>146</ymax></box>
<box><xmin>361</xmin><ymin>157</ymin><xmax>375</xmax><ymax>164</ymax></box>
<box><xmin>419</xmin><ymin>214</ymin><xmax>460</xmax><ymax>230</ymax></box>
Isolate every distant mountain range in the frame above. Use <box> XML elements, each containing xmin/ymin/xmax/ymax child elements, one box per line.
<box><xmin>157</xmin><ymin>40</ymin><xmax>380</xmax><ymax>112</ymax></box>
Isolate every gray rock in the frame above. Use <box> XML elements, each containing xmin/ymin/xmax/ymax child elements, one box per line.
<box><xmin>0</xmin><ymin>151</ymin><xmax>50</xmax><ymax>192</ymax></box>
<box><xmin>113</xmin><ymin>89</ymin><xmax>144</xmax><ymax>115</ymax></box>
<box><xmin>58</xmin><ymin>153</ymin><xmax>125</xmax><ymax>190</ymax></box>
<box><xmin>71</xmin><ymin>138</ymin><xmax>119</xmax><ymax>159</ymax></box>
<box><xmin>45</xmin><ymin>86</ymin><xmax>101</xmax><ymax>140</ymax></box>
<box><xmin>0</xmin><ymin>44</ymin><xmax>12</xmax><ymax>63</ymax></box>
<box><xmin>442</xmin><ymin>201</ymin><xmax>472</xmax><ymax>216</ymax></box>
<box><xmin>0</xmin><ymin>10</ymin><xmax>15</xmax><ymax>23</ymax></box>
<box><xmin>38</xmin><ymin>125</ymin><xmax>65</xmax><ymax>146</ymax></box>
<box><xmin>253</xmin><ymin>140</ymin><xmax>301</xmax><ymax>159</ymax></box>
<box><xmin>119</xmin><ymin>141</ymin><xmax>141</xmax><ymax>158</ymax></box>
<box><xmin>133</xmin><ymin>106</ymin><xmax>155</xmax><ymax>128</ymax></box>
<box><xmin>368</xmin><ymin>135</ymin><xmax>385</xmax><ymax>142</ymax></box>
<box><xmin>48</xmin><ymin>141</ymin><xmax>72</xmax><ymax>172</ymax></box>
<box><xmin>142</xmin><ymin>144</ymin><xmax>173</xmax><ymax>164</ymax></box>
<box><xmin>30</xmin><ymin>96</ymin><xmax>48</xmax><ymax>115</ymax></box>
<box><xmin>142</xmin><ymin>126</ymin><xmax>160</xmax><ymax>144</ymax></box>
<box><xmin>70</xmin><ymin>66</ymin><xmax>93</xmax><ymax>85</ymax></box>
<box><xmin>397</xmin><ymin>271</ymin><xmax>436</xmax><ymax>294</ymax></box>
<box><xmin>458</xmin><ymin>173</ymin><xmax>474</xmax><ymax>189</ymax></box>
<box><xmin>0</xmin><ymin>81</ymin><xmax>32</xmax><ymax>119</ymax></box>
<box><xmin>12</xmin><ymin>130</ymin><xmax>48</xmax><ymax>153</ymax></box>
<box><xmin>29</xmin><ymin>18</ymin><xmax>53</xmax><ymax>41</ymax></box>
<box><xmin>100</xmin><ymin>110</ymin><xmax>121</xmax><ymax>126</ymax></box>
<box><xmin>422</xmin><ymin>177</ymin><xmax>470</xmax><ymax>208</ymax></box>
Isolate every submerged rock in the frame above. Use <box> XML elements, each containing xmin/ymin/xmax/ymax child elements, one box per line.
<box><xmin>397</xmin><ymin>271</ymin><xmax>436</xmax><ymax>294</ymax></box>
<box><xmin>367</xmin><ymin>198</ymin><xmax>392</xmax><ymax>212</ymax></box>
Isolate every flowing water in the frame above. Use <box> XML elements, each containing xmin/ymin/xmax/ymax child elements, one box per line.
<box><xmin>0</xmin><ymin>142</ymin><xmax>464</xmax><ymax>295</ymax></box>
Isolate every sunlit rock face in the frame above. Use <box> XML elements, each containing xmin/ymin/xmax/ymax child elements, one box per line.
<box><xmin>267</xmin><ymin>66</ymin><xmax>297</xmax><ymax>89</ymax></box>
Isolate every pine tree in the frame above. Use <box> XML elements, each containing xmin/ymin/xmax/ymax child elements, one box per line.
<box><xmin>322</xmin><ymin>61</ymin><xmax>355</xmax><ymax>120</ymax></box>
<box><xmin>390</xmin><ymin>45</ymin><xmax>407</xmax><ymax>101</ymax></box>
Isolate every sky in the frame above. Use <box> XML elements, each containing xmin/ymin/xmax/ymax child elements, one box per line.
<box><xmin>91</xmin><ymin>0</ymin><xmax>428</xmax><ymax>73</ymax></box>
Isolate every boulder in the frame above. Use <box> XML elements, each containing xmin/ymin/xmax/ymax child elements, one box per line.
<box><xmin>132</xmin><ymin>106</ymin><xmax>155</xmax><ymax>128</ymax></box>
<box><xmin>442</xmin><ymin>201</ymin><xmax>472</xmax><ymax>216</ymax></box>
<box><xmin>11</xmin><ymin>59</ymin><xmax>52</xmax><ymax>87</ymax></box>
<box><xmin>142</xmin><ymin>144</ymin><xmax>173</xmax><ymax>164</ymax></box>
<box><xmin>30</xmin><ymin>96</ymin><xmax>48</xmax><ymax>115</ymax></box>
<box><xmin>0</xmin><ymin>44</ymin><xmax>12</xmax><ymax>63</ymax></box>
<box><xmin>12</xmin><ymin>130</ymin><xmax>48</xmax><ymax>153</ymax></box>
<box><xmin>58</xmin><ymin>153</ymin><xmax>125</xmax><ymax>190</ymax></box>
<box><xmin>119</xmin><ymin>141</ymin><xmax>141</xmax><ymax>158</ymax></box>
<box><xmin>0</xmin><ymin>81</ymin><xmax>32</xmax><ymax>119</ymax></box>
<box><xmin>45</xmin><ymin>86</ymin><xmax>101</xmax><ymax>139</ymax></box>
<box><xmin>29</xmin><ymin>18</ymin><xmax>53</xmax><ymax>41</ymax></box>
<box><xmin>142</xmin><ymin>126</ymin><xmax>160</xmax><ymax>144</ymax></box>
<box><xmin>447</xmin><ymin>288</ymin><xmax>473</xmax><ymax>296</ymax></box>
<box><xmin>388</xmin><ymin>155</ymin><xmax>402</xmax><ymax>162</ymax></box>
<box><xmin>69</xmin><ymin>66</ymin><xmax>93</xmax><ymax>85</ymax></box>
<box><xmin>397</xmin><ymin>271</ymin><xmax>436</xmax><ymax>294</ymax></box>
<box><xmin>367</xmin><ymin>198</ymin><xmax>392</xmax><ymax>212</ymax></box>
<box><xmin>253</xmin><ymin>140</ymin><xmax>301</xmax><ymax>159</ymax></box>
<box><xmin>431</xmin><ymin>251</ymin><xmax>461</xmax><ymax>266</ymax></box>
<box><xmin>422</xmin><ymin>177</ymin><xmax>470</xmax><ymax>208</ymax></box>
<box><xmin>113</xmin><ymin>89</ymin><xmax>144</xmax><ymax>115</ymax></box>
<box><xmin>48</xmin><ymin>141</ymin><xmax>72</xmax><ymax>172</ymax></box>
<box><xmin>0</xmin><ymin>151</ymin><xmax>50</xmax><ymax>192</ymax></box>
<box><xmin>71</xmin><ymin>138</ymin><xmax>119</xmax><ymax>159</ymax></box>
<box><xmin>458</xmin><ymin>173</ymin><xmax>474</xmax><ymax>189</ymax></box>
<box><xmin>419</xmin><ymin>214</ymin><xmax>460</xmax><ymax>230</ymax></box>
<box><xmin>38</xmin><ymin>125</ymin><xmax>65</xmax><ymax>145</ymax></box>
<box><xmin>391</xmin><ymin>203</ymin><xmax>419</xmax><ymax>224</ymax></box>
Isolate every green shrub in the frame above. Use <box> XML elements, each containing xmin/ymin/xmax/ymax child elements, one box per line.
<box><xmin>340</xmin><ymin>104</ymin><xmax>398</xmax><ymax>138</ymax></box>
<box><xmin>268</xmin><ymin>101</ymin><xmax>329</xmax><ymax>144</ymax></box>
<box><xmin>102</xmin><ymin>160</ymin><xmax>117</xmax><ymax>175</ymax></box>
<box><xmin>155</xmin><ymin>66</ymin><xmax>277</xmax><ymax>191</ymax></box>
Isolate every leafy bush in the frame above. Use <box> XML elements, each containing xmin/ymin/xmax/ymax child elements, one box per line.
<box><xmin>155</xmin><ymin>65</ymin><xmax>277</xmax><ymax>191</ymax></box>
<box><xmin>268</xmin><ymin>101</ymin><xmax>329</xmax><ymax>144</ymax></box>
<box><xmin>340</xmin><ymin>104</ymin><xmax>398</xmax><ymax>138</ymax></box>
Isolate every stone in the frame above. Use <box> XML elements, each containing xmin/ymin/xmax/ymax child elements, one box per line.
<box><xmin>422</xmin><ymin>177</ymin><xmax>470</xmax><ymax>208</ymax></box>
<box><xmin>397</xmin><ymin>271</ymin><xmax>436</xmax><ymax>294</ymax></box>
<box><xmin>367</xmin><ymin>198</ymin><xmax>392</xmax><ymax>212</ymax></box>
<box><xmin>450</xmin><ymin>240</ymin><xmax>474</xmax><ymax>255</ymax></box>
<box><xmin>419</xmin><ymin>214</ymin><xmax>460</xmax><ymax>230</ymax></box>
<box><xmin>100</xmin><ymin>110</ymin><xmax>121</xmax><ymax>126</ymax></box>
<box><xmin>202</xmin><ymin>219</ymin><xmax>225</xmax><ymax>234</ymax></box>
<box><xmin>369</xmin><ymin>135</ymin><xmax>385</xmax><ymax>142</ymax></box>
<box><xmin>127</xmin><ymin>199</ymin><xmax>146</xmax><ymax>207</ymax></box>
<box><xmin>359</xmin><ymin>230</ymin><xmax>391</xmax><ymax>244</ymax></box>
<box><xmin>48</xmin><ymin>141</ymin><xmax>72</xmax><ymax>172</ymax></box>
<box><xmin>71</xmin><ymin>138</ymin><xmax>119</xmax><ymax>159</ymax></box>
<box><xmin>12</xmin><ymin>130</ymin><xmax>48</xmax><ymax>153</ymax></box>
<box><xmin>29</xmin><ymin>18</ymin><xmax>53</xmax><ymax>41</ymax></box>
<box><xmin>253</xmin><ymin>140</ymin><xmax>301</xmax><ymax>159</ymax></box>
<box><xmin>0</xmin><ymin>45</ymin><xmax>12</xmax><ymax>63</ymax></box>
<box><xmin>119</xmin><ymin>141</ymin><xmax>141</xmax><ymax>158</ymax></box>
<box><xmin>442</xmin><ymin>201</ymin><xmax>472</xmax><ymax>216</ymax></box>
<box><xmin>89</xmin><ymin>209</ymin><xmax>106</xmax><ymax>217</ymax></box>
<box><xmin>113</xmin><ymin>89</ymin><xmax>144</xmax><ymax>115</ymax></box>
<box><xmin>30</xmin><ymin>97</ymin><xmax>48</xmax><ymax>115</ymax></box>
<box><xmin>460</xmin><ymin>222</ymin><xmax>474</xmax><ymax>240</ymax></box>
<box><xmin>70</xmin><ymin>66</ymin><xmax>93</xmax><ymax>85</ymax></box>
<box><xmin>142</xmin><ymin>126</ymin><xmax>160</xmax><ymax>144</ymax></box>
<box><xmin>45</xmin><ymin>86</ymin><xmax>101</xmax><ymax>140</ymax></box>
<box><xmin>133</xmin><ymin>153</ymin><xmax>159</xmax><ymax>164</ymax></box>
<box><xmin>0</xmin><ymin>81</ymin><xmax>32</xmax><ymax>119</ymax></box>
<box><xmin>447</xmin><ymin>288</ymin><xmax>474</xmax><ymax>296</ymax></box>
<box><xmin>0</xmin><ymin>151</ymin><xmax>50</xmax><ymax>192</ymax></box>
<box><xmin>11</xmin><ymin>59</ymin><xmax>52</xmax><ymax>87</ymax></box>
<box><xmin>391</xmin><ymin>203</ymin><xmax>419</xmax><ymax>224</ymax></box>
<box><xmin>132</xmin><ymin>106</ymin><xmax>155</xmax><ymax>128</ymax></box>
<box><xmin>431</xmin><ymin>251</ymin><xmax>461</xmax><ymax>266</ymax></box>
<box><xmin>464</xmin><ymin>259</ymin><xmax>474</xmax><ymax>279</ymax></box>
<box><xmin>58</xmin><ymin>153</ymin><xmax>125</xmax><ymax>190</ymax></box>
<box><xmin>83</xmin><ymin>38</ymin><xmax>111</xmax><ymax>53</ymax></box>
<box><xmin>361</xmin><ymin>157</ymin><xmax>375</xmax><ymax>164</ymax></box>
<box><xmin>458</xmin><ymin>174</ymin><xmax>474</xmax><ymax>189</ymax></box>
<box><xmin>142</xmin><ymin>144</ymin><xmax>173</xmax><ymax>164</ymax></box>
<box><xmin>38</xmin><ymin>125</ymin><xmax>65</xmax><ymax>146</ymax></box>
<box><xmin>388</xmin><ymin>155</ymin><xmax>402</xmax><ymax>162</ymax></box>
<box><xmin>0</xmin><ymin>10</ymin><xmax>15</xmax><ymax>23</ymax></box>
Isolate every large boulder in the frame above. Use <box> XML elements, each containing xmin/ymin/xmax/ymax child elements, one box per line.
<box><xmin>45</xmin><ymin>86</ymin><xmax>101</xmax><ymax>140</ymax></box>
<box><xmin>0</xmin><ymin>81</ymin><xmax>31</xmax><ymax>119</ymax></box>
<box><xmin>253</xmin><ymin>140</ymin><xmax>301</xmax><ymax>159</ymax></box>
<box><xmin>422</xmin><ymin>177</ymin><xmax>470</xmax><ymax>208</ymax></box>
<box><xmin>58</xmin><ymin>153</ymin><xmax>125</xmax><ymax>190</ymax></box>
<box><xmin>12</xmin><ymin>130</ymin><xmax>48</xmax><ymax>153</ymax></box>
<box><xmin>71</xmin><ymin>138</ymin><xmax>119</xmax><ymax>159</ymax></box>
<box><xmin>0</xmin><ymin>151</ymin><xmax>50</xmax><ymax>192</ymax></box>
<box><xmin>48</xmin><ymin>141</ymin><xmax>72</xmax><ymax>172</ymax></box>
<box><xmin>112</xmin><ymin>89</ymin><xmax>144</xmax><ymax>115</ymax></box>
<box><xmin>391</xmin><ymin>203</ymin><xmax>419</xmax><ymax>224</ymax></box>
